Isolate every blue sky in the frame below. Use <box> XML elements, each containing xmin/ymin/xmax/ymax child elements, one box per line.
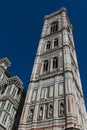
<box><xmin>0</xmin><ymin>0</ymin><xmax>87</xmax><ymax>109</ymax></box>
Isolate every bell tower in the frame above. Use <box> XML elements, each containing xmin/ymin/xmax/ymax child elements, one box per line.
<box><xmin>18</xmin><ymin>8</ymin><xmax>87</xmax><ymax>130</ymax></box>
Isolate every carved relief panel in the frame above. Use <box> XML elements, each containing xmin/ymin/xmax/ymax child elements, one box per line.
<box><xmin>58</xmin><ymin>100</ymin><xmax>65</xmax><ymax>117</ymax></box>
<box><xmin>27</xmin><ymin>106</ymin><xmax>35</xmax><ymax>122</ymax></box>
<box><xmin>45</xmin><ymin>103</ymin><xmax>53</xmax><ymax>119</ymax></box>
<box><xmin>38</xmin><ymin>104</ymin><xmax>44</xmax><ymax>120</ymax></box>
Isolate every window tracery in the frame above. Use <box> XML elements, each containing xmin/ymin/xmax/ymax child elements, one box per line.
<box><xmin>54</xmin><ymin>38</ymin><xmax>58</xmax><ymax>47</ymax></box>
<box><xmin>53</xmin><ymin>57</ymin><xmax>58</xmax><ymax>69</ymax></box>
<box><xmin>46</xmin><ymin>41</ymin><xmax>51</xmax><ymax>50</ymax></box>
<box><xmin>50</xmin><ymin>21</ymin><xmax>58</xmax><ymax>34</ymax></box>
<box><xmin>43</xmin><ymin>60</ymin><xmax>48</xmax><ymax>72</ymax></box>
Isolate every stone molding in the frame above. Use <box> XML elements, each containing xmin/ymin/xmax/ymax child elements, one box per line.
<box><xmin>7</xmin><ymin>76</ymin><xmax>23</xmax><ymax>89</ymax></box>
<box><xmin>0</xmin><ymin>76</ymin><xmax>23</xmax><ymax>90</ymax></box>
<box><xmin>0</xmin><ymin>95</ymin><xmax>18</xmax><ymax>109</ymax></box>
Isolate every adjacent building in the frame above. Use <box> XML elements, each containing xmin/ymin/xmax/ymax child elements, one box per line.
<box><xmin>0</xmin><ymin>57</ymin><xmax>25</xmax><ymax>130</ymax></box>
<box><xmin>18</xmin><ymin>8</ymin><xmax>87</xmax><ymax>130</ymax></box>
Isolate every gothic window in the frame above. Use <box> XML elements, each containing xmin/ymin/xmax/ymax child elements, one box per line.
<box><xmin>54</xmin><ymin>38</ymin><xmax>58</xmax><ymax>47</ymax></box>
<box><xmin>53</xmin><ymin>57</ymin><xmax>58</xmax><ymax>69</ymax></box>
<box><xmin>50</xmin><ymin>21</ymin><xmax>58</xmax><ymax>34</ymax></box>
<box><xmin>43</xmin><ymin>60</ymin><xmax>49</xmax><ymax>72</ymax></box>
<box><xmin>48</xmin><ymin>86</ymin><xmax>53</xmax><ymax>98</ymax></box>
<box><xmin>59</xmin><ymin>102</ymin><xmax>64</xmax><ymax>116</ymax></box>
<box><xmin>46</xmin><ymin>41</ymin><xmax>51</xmax><ymax>50</ymax></box>
<box><xmin>38</xmin><ymin>105</ymin><xmax>43</xmax><ymax>120</ymax></box>
<box><xmin>31</xmin><ymin>90</ymin><xmax>37</xmax><ymax>102</ymax></box>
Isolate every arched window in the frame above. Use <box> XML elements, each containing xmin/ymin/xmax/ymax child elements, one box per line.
<box><xmin>43</xmin><ymin>60</ymin><xmax>48</xmax><ymax>72</ymax></box>
<box><xmin>54</xmin><ymin>38</ymin><xmax>58</xmax><ymax>47</ymax></box>
<box><xmin>59</xmin><ymin>102</ymin><xmax>64</xmax><ymax>116</ymax></box>
<box><xmin>53</xmin><ymin>57</ymin><xmax>58</xmax><ymax>69</ymax></box>
<box><xmin>50</xmin><ymin>21</ymin><xmax>58</xmax><ymax>34</ymax></box>
<box><xmin>46</xmin><ymin>41</ymin><xmax>51</xmax><ymax>50</ymax></box>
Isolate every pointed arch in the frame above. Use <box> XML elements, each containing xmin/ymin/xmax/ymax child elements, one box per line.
<box><xmin>43</xmin><ymin>60</ymin><xmax>49</xmax><ymax>72</ymax></box>
<box><xmin>53</xmin><ymin>57</ymin><xmax>58</xmax><ymax>69</ymax></box>
<box><xmin>46</xmin><ymin>41</ymin><xmax>51</xmax><ymax>50</ymax></box>
<box><xmin>54</xmin><ymin>38</ymin><xmax>58</xmax><ymax>47</ymax></box>
<box><xmin>50</xmin><ymin>21</ymin><xmax>58</xmax><ymax>34</ymax></box>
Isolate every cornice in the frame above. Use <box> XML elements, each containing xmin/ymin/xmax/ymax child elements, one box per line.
<box><xmin>7</xmin><ymin>76</ymin><xmax>23</xmax><ymax>90</ymax></box>
<box><xmin>44</xmin><ymin>7</ymin><xmax>67</xmax><ymax>20</ymax></box>
<box><xmin>0</xmin><ymin>76</ymin><xmax>23</xmax><ymax>91</ymax></box>
<box><xmin>44</xmin><ymin>7</ymin><xmax>72</xmax><ymax>30</ymax></box>
<box><xmin>30</xmin><ymin>70</ymin><xmax>64</xmax><ymax>82</ymax></box>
